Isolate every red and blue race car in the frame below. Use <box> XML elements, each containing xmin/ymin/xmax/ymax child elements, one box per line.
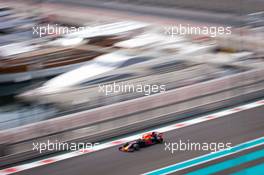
<box><xmin>119</xmin><ymin>132</ymin><xmax>163</xmax><ymax>152</ymax></box>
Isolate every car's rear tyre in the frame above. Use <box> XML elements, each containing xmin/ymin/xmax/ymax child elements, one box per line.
<box><xmin>157</xmin><ymin>137</ymin><xmax>163</xmax><ymax>143</ymax></box>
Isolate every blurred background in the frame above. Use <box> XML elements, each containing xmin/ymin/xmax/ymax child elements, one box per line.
<box><xmin>0</xmin><ymin>0</ymin><xmax>263</xmax><ymax>172</ymax></box>
<box><xmin>0</xmin><ymin>0</ymin><xmax>263</xmax><ymax>130</ymax></box>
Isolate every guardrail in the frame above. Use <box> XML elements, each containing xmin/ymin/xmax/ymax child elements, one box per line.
<box><xmin>0</xmin><ymin>68</ymin><xmax>264</xmax><ymax>167</ymax></box>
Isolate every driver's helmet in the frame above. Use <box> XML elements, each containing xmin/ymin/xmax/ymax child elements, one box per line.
<box><xmin>151</xmin><ymin>132</ymin><xmax>157</xmax><ymax>136</ymax></box>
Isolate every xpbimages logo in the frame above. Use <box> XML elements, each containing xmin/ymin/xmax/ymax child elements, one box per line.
<box><xmin>32</xmin><ymin>24</ymin><xmax>93</xmax><ymax>37</ymax></box>
<box><xmin>98</xmin><ymin>82</ymin><xmax>166</xmax><ymax>96</ymax></box>
<box><xmin>32</xmin><ymin>140</ymin><xmax>99</xmax><ymax>153</ymax></box>
<box><xmin>164</xmin><ymin>24</ymin><xmax>232</xmax><ymax>37</ymax></box>
<box><xmin>164</xmin><ymin>140</ymin><xmax>232</xmax><ymax>153</ymax></box>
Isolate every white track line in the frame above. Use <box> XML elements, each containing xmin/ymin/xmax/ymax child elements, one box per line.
<box><xmin>0</xmin><ymin>99</ymin><xmax>263</xmax><ymax>174</ymax></box>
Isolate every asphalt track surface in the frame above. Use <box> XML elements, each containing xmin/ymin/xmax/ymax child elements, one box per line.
<box><xmin>13</xmin><ymin>105</ymin><xmax>264</xmax><ymax>175</ymax></box>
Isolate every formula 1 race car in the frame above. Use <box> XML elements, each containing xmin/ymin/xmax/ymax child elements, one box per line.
<box><xmin>119</xmin><ymin>132</ymin><xmax>163</xmax><ymax>152</ymax></box>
